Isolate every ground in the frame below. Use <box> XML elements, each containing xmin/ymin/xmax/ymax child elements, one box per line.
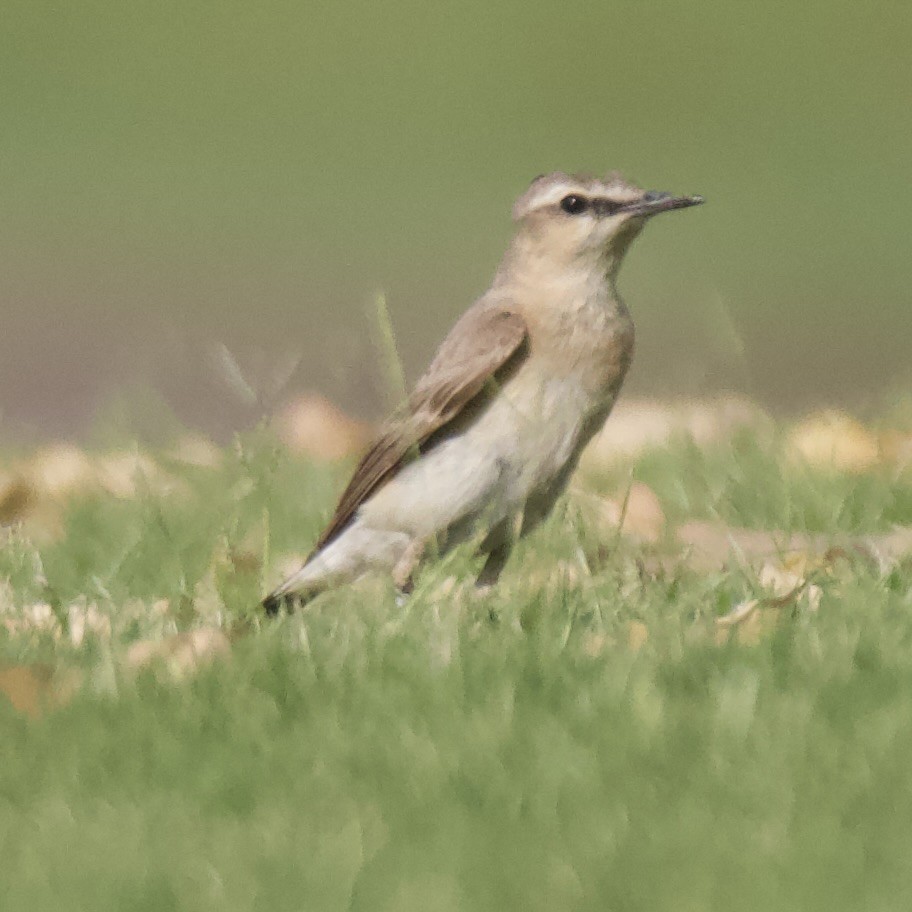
<box><xmin>2</xmin><ymin>404</ymin><xmax>912</xmax><ymax>911</ymax></box>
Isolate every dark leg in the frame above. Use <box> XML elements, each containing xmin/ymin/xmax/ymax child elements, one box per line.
<box><xmin>519</xmin><ymin>460</ymin><xmax>578</xmax><ymax>541</ymax></box>
<box><xmin>475</xmin><ymin>519</ymin><xmax>514</xmax><ymax>590</ymax></box>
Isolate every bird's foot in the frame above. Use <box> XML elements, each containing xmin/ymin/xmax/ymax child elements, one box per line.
<box><xmin>392</xmin><ymin>539</ymin><xmax>426</xmax><ymax>598</ymax></box>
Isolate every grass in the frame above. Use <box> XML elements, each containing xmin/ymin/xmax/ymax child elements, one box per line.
<box><xmin>2</xmin><ymin>428</ymin><xmax>912</xmax><ymax>911</ymax></box>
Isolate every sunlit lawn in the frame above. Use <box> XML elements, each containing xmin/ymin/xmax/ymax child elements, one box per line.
<box><xmin>2</xmin><ymin>423</ymin><xmax>912</xmax><ymax>911</ymax></box>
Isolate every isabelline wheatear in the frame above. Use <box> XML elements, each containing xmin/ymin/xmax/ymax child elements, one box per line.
<box><xmin>264</xmin><ymin>172</ymin><xmax>703</xmax><ymax>612</ymax></box>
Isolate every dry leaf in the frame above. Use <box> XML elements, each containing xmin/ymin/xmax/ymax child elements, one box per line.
<box><xmin>757</xmin><ymin>563</ymin><xmax>805</xmax><ymax>599</ymax></box>
<box><xmin>67</xmin><ymin>602</ymin><xmax>112</xmax><ymax>647</ymax></box>
<box><xmin>756</xmin><ymin>562</ymin><xmax>821</xmax><ymax>612</ymax></box>
<box><xmin>1</xmin><ymin>601</ymin><xmax>58</xmax><ymax>638</ymax></box>
<box><xmin>715</xmin><ymin>556</ymin><xmax>823</xmax><ymax>646</ymax></box>
<box><xmin>716</xmin><ymin>598</ymin><xmax>760</xmax><ymax>629</ymax></box>
<box><xmin>125</xmin><ymin>628</ymin><xmax>230</xmax><ymax>677</ymax></box>
<box><xmin>716</xmin><ymin>606</ymin><xmax>773</xmax><ymax>646</ymax></box>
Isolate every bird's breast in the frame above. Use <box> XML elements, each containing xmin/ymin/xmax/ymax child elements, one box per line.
<box><xmin>528</xmin><ymin>296</ymin><xmax>635</xmax><ymax>401</ymax></box>
<box><xmin>492</xmin><ymin>364</ymin><xmax>614</xmax><ymax>495</ymax></box>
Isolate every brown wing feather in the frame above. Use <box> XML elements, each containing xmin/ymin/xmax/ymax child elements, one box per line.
<box><xmin>309</xmin><ymin>303</ymin><xmax>528</xmax><ymax>555</ymax></box>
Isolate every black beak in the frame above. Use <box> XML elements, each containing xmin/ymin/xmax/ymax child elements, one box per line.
<box><xmin>622</xmin><ymin>190</ymin><xmax>704</xmax><ymax>217</ymax></box>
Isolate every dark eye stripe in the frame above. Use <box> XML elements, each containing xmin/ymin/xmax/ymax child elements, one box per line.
<box><xmin>593</xmin><ymin>198</ymin><xmax>625</xmax><ymax>216</ymax></box>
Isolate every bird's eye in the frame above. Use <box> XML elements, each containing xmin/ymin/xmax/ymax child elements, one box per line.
<box><xmin>560</xmin><ymin>195</ymin><xmax>588</xmax><ymax>215</ymax></box>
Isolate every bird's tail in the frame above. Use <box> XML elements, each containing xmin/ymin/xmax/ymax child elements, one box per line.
<box><xmin>261</xmin><ymin>522</ymin><xmax>405</xmax><ymax>614</ymax></box>
<box><xmin>261</xmin><ymin>560</ymin><xmax>326</xmax><ymax>615</ymax></box>
<box><xmin>261</xmin><ymin>590</ymin><xmax>294</xmax><ymax>616</ymax></box>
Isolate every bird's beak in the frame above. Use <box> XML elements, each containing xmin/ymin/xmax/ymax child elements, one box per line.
<box><xmin>623</xmin><ymin>191</ymin><xmax>704</xmax><ymax>217</ymax></box>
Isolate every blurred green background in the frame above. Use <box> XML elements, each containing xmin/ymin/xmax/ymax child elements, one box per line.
<box><xmin>2</xmin><ymin>0</ymin><xmax>910</xmax><ymax>439</ymax></box>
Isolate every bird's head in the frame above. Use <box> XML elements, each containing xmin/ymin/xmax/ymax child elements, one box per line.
<box><xmin>510</xmin><ymin>171</ymin><xmax>703</xmax><ymax>276</ymax></box>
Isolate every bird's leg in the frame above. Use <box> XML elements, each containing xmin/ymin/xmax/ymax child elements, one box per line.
<box><xmin>392</xmin><ymin>538</ymin><xmax>427</xmax><ymax>601</ymax></box>
<box><xmin>475</xmin><ymin>519</ymin><xmax>514</xmax><ymax>591</ymax></box>
<box><xmin>519</xmin><ymin>461</ymin><xmax>577</xmax><ymax>541</ymax></box>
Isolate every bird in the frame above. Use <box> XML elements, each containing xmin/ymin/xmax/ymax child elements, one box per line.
<box><xmin>263</xmin><ymin>172</ymin><xmax>703</xmax><ymax>613</ymax></box>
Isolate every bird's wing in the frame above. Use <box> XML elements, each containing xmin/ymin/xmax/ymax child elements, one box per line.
<box><xmin>309</xmin><ymin>302</ymin><xmax>529</xmax><ymax>555</ymax></box>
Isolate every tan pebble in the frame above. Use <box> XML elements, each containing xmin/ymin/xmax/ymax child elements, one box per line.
<box><xmin>587</xmin><ymin>482</ymin><xmax>665</xmax><ymax>544</ymax></box>
<box><xmin>611</xmin><ymin>483</ymin><xmax>665</xmax><ymax>543</ymax></box>
<box><xmin>28</xmin><ymin>444</ymin><xmax>96</xmax><ymax>499</ymax></box>
<box><xmin>0</xmin><ymin>664</ymin><xmax>56</xmax><ymax>716</ymax></box>
<box><xmin>582</xmin><ymin>396</ymin><xmax>766</xmax><ymax>468</ymax></box>
<box><xmin>276</xmin><ymin>392</ymin><xmax>372</xmax><ymax>461</ymax></box>
<box><xmin>95</xmin><ymin>452</ymin><xmax>176</xmax><ymax>498</ymax></box>
<box><xmin>787</xmin><ymin>410</ymin><xmax>881</xmax><ymax>474</ymax></box>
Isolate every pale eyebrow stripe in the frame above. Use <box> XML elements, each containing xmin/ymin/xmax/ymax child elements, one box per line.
<box><xmin>527</xmin><ymin>183</ymin><xmax>588</xmax><ymax>210</ymax></box>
